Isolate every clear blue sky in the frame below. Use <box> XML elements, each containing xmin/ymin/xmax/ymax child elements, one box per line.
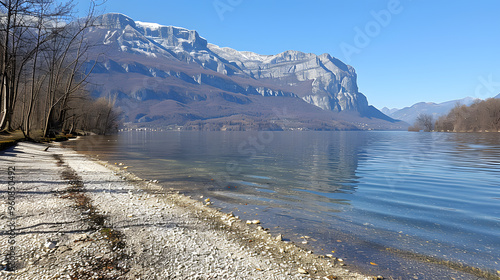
<box><xmin>74</xmin><ymin>0</ymin><xmax>500</xmax><ymax>109</ymax></box>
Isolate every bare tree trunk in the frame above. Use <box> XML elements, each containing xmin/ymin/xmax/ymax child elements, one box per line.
<box><xmin>24</xmin><ymin>24</ymin><xmax>43</xmax><ymax>139</ymax></box>
<box><xmin>0</xmin><ymin>1</ymin><xmax>12</xmax><ymax>131</ymax></box>
<box><xmin>102</xmin><ymin>94</ymin><xmax>117</xmax><ymax>135</ymax></box>
<box><xmin>0</xmin><ymin>77</ymin><xmax>8</xmax><ymax>131</ymax></box>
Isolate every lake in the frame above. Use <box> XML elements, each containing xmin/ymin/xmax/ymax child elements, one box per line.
<box><xmin>62</xmin><ymin>131</ymin><xmax>500</xmax><ymax>279</ymax></box>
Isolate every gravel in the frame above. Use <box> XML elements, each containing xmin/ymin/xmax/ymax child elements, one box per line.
<box><xmin>0</xmin><ymin>142</ymin><xmax>374</xmax><ymax>279</ymax></box>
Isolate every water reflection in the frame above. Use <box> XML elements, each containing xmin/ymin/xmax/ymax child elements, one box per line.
<box><xmin>97</xmin><ymin>132</ymin><xmax>366</xmax><ymax>211</ymax></box>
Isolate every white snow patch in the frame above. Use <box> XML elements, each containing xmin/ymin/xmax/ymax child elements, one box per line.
<box><xmin>208</xmin><ymin>43</ymin><xmax>272</xmax><ymax>63</ymax></box>
<box><xmin>136</xmin><ymin>21</ymin><xmax>163</xmax><ymax>30</ymax></box>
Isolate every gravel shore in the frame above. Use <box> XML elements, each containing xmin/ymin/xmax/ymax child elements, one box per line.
<box><xmin>0</xmin><ymin>142</ymin><xmax>376</xmax><ymax>279</ymax></box>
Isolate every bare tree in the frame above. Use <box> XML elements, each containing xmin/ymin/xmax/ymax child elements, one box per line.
<box><xmin>2</xmin><ymin>0</ymin><xmax>115</xmax><ymax>137</ymax></box>
<box><xmin>483</xmin><ymin>98</ymin><xmax>500</xmax><ymax>131</ymax></box>
<box><xmin>0</xmin><ymin>0</ymin><xmax>33</xmax><ymax>131</ymax></box>
<box><xmin>39</xmin><ymin>1</ymin><xmax>104</xmax><ymax>137</ymax></box>
<box><xmin>0</xmin><ymin>0</ymin><xmax>74</xmax><ymax>132</ymax></box>
<box><xmin>435</xmin><ymin>98</ymin><xmax>500</xmax><ymax>132</ymax></box>
<box><xmin>435</xmin><ymin>114</ymin><xmax>453</xmax><ymax>132</ymax></box>
<box><xmin>415</xmin><ymin>113</ymin><xmax>434</xmax><ymax>132</ymax></box>
<box><xmin>23</xmin><ymin>0</ymin><xmax>71</xmax><ymax>138</ymax></box>
<box><xmin>67</xmin><ymin>92</ymin><xmax>119</xmax><ymax>135</ymax></box>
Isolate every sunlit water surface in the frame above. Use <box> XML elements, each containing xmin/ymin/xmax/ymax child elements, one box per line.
<box><xmin>63</xmin><ymin>131</ymin><xmax>500</xmax><ymax>279</ymax></box>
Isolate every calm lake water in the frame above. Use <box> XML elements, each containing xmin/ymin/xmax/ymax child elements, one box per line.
<box><xmin>63</xmin><ymin>131</ymin><xmax>500</xmax><ymax>279</ymax></box>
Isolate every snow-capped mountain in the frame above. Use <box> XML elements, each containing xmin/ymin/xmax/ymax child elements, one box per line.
<box><xmin>85</xmin><ymin>13</ymin><xmax>405</xmax><ymax>130</ymax></box>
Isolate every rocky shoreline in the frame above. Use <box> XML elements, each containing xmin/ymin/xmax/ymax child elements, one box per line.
<box><xmin>0</xmin><ymin>142</ymin><xmax>377</xmax><ymax>279</ymax></box>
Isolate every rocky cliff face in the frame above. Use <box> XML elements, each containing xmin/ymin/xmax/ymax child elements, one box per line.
<box><xmin>208</xmin><ymin>47</ymin><xmax>369</xmax><ymax>113</ymax></box>
<box><xmin>84</xmin><ymin>13</ymin><xmax>402</xmax><ymax>130</ymax></box>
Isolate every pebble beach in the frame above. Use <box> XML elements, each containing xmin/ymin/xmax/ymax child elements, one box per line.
<box><xmin>0</xmin><ymin>142</ymin><xmax>375</xmax><ymax>280</ymax></box>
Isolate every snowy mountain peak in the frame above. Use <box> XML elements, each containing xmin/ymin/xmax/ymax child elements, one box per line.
<box><xmin>136</xmin><ymin>23</ymin><xmax>208</xmax><ymax>51</ymax></box>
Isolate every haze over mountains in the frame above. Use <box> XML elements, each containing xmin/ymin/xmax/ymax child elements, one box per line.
<box><xmin>382</xmin><ymin>97</ymin><xmax>479</xmax><ymax>125</ymax></box>
<box><xmin>85</xmin><ymin>13</ymin><xmax>406</xmax><ymax>130</ymax></box>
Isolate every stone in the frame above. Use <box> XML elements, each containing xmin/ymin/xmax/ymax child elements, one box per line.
<box><xmin>298</xmin><ymin>268</ymin><xmax>308</xmax><ymax>274</ymax></box>
<box><xmin>45</xmin><ymin>241</ymin><xmax>57</xmax><ymax>249</ymax></box>
<box><xmin>275</xmin><ymin>234</ymin><xmax>283</xmax><ymax>241</ymax></box>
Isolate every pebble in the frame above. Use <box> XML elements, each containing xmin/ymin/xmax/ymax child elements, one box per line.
<box><xmin>298</xmin><ymin>268</ymin><xmax>308</xmax><ymax>274</ymax></box>
<box><xmin>45</xmin><ymin>241</ymin><xmax>57</xmax><ymax>249</ymax></box>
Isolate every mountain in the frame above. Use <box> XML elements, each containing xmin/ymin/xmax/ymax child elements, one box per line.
<box><xmin>495</xmin><ymin>93</ymin><xmax>500</xmax><ymax>99</ymax></box>
<box><xmin>85</xmin><ymin>13</ymin><xmax>406</xmax><ymax>130</ymax></box>
<box><xmin>381</xmin><ymin>107</ymin><xmax>399</xmax><ymax>116</ymax></box>
<box><xmin>384</xmin><ymin>97</ymin><xmax>478</xmax><ymax>124</ymax></box>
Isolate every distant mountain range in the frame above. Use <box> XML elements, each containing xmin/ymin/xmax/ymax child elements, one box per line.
<box><xmin>382</xmin><ymin>97</ymin><xmax>480</xmax><ymax>125</ymax></box>
<box><xmin>83</xmin><ymin>13</ymin><xmax>406</xmax><ymax>131</ymax></box>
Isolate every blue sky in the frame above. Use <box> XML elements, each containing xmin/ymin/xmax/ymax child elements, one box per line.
<box><xmin>74</xmin><ymin>0</ymin><xmax>500</xmax><ymax>109</ymax></box>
